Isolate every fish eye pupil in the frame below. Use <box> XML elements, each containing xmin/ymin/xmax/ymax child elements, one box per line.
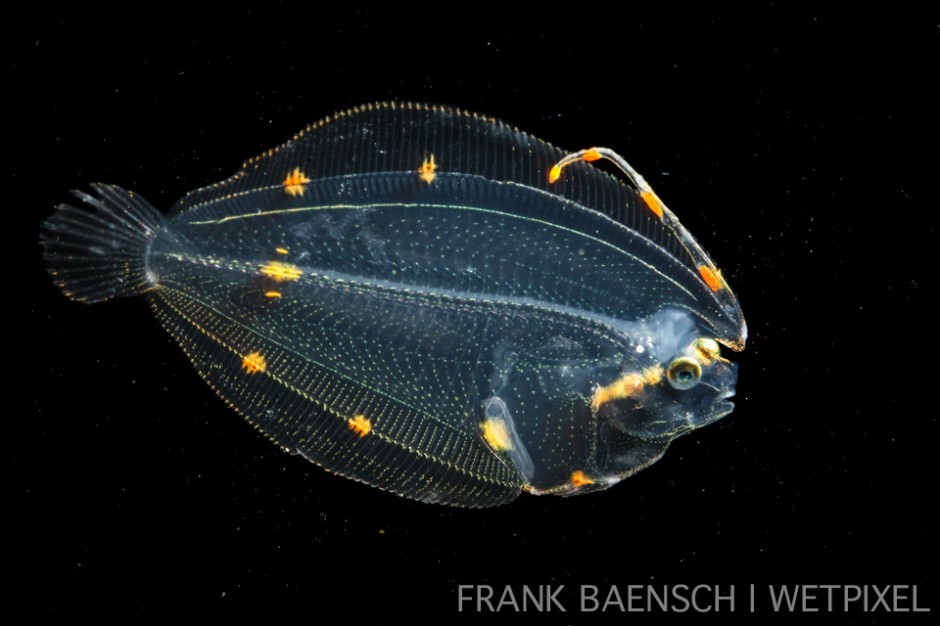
<box><xmin>667</xmin><ymin>357</ymin><xmax>702</xmax><ymax>390</ymax></box>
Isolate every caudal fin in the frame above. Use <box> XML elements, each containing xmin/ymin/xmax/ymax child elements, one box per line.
<box><xmin>40</xmin><ymin>184</ymin><xmax>166</xmax><ymax>303</ymax></box>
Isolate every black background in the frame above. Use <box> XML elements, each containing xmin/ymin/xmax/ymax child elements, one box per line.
<box><xmin>11</xmin><ymin>8</ymin><xmax>936</xmax><ymax>622</ymax></box>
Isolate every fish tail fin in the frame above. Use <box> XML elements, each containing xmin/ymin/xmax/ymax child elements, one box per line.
<box><xmin>40</xmin><ymin>183</ymin><xmax>166</xmax><ymax>303</ymax></box>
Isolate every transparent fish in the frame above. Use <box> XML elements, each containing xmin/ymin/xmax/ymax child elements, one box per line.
<box><xmin>41</xmin><ymin>102</ymin><xmax>746</xmax><ymax>507</ymax></box>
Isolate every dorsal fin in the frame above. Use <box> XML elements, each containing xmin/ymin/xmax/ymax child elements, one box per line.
<box><xmin>172</xmin><ymin>102</ymin><xmax>745</xmax><ymax>348</ymax></box>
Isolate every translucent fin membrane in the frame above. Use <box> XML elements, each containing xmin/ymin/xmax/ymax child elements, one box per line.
<box><xmin>40</xmin><ymin>184</ymin><xmax>165</xmax><ymax>303</ymax></box>
<box><xmin>549</xmin><ymin>146</ymin><xmax>747</xmax><ymax>350</ymax></box>
<box><xmin>173</xmin><ymin>102</ymin><xmax>745</xmax><ymax>348</ymax></box>
<box><xmin>149</xmin><ymin>287</ymin><xmax>525</xmax><ymax>507</ymax></box>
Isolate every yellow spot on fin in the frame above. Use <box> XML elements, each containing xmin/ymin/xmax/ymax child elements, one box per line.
<box><xmin>481</xmin><ymin>418</ymin><xmax>513</xmax><ymax>452</ymax></box>
<box><xmin>242</xmin><ymin>351</ymin><xmax>267</xmax><ymax>374</ymax></box>
<box><xmin>283</xmin><ymin>167</ymin><xmax>311</xmax><ymax>196</ymax></box>
<box><xmin>418</xmin><ymin>155</ymin><xmax>437</xmax><ymax>184</ymax></box>
<box><xmin>348</xmin><ymin>414</ymin><xmax>372</xmax><ymax>437</ymax></box>
<box><xmin>592</xmin><ymin>365</ymin><xmax>663</xmax><ymax>411</ymax></box>
<box><xmin>698</xmin><ymin>265</ymin><xmax>725</xmax><ymax>292</ymax></box>
<box><xmin>570</xmin><ymin>470</ymin><xmax>594</xmax><ymax>487</ymax></box>
<box><xmin>640</xmin><ymin>190</ymin><xmax>664</xmax><ymax>219</ymax></box>
<box><xmin>260</xmin><ymin>260</ymin><xmax>302</xmax><ymax>282</ymax></box>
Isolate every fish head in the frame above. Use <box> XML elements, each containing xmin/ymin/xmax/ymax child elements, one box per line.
<box><xmin>597</xmin><ymin>309</ymin><xmax>740</xmax><ymax>441</ymax></box>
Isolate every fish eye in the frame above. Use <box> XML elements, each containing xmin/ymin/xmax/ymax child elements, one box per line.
<box><xmin>667</xmin><ymin>357</ymin><xmax>702</xmax><ymax>390</ymax></box>
<box><xmin>693</xmin><ymin>338</ymin><xmax>721</xmax><ymax>365</ymax></box>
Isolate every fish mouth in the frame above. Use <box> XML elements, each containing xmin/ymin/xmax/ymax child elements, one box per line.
<box><xmin>711</xmin><ymin>390</ymin><xmax>736</xmax><ymax>420</ymax></box>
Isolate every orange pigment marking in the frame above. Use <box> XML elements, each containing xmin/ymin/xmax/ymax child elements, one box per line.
<box><xmin>591</xmin><ymin>365</ymin><xmax>662</xmax><ymax>411</ymax></box>
<box><xmin>640</xmin><ymin>190</ymin><xmax>664</xmax><ymax>219</ymax></box>
<box><xmin>418</xmin><ymin>155</ymin><xmax>437</xmax><ymax>184</ymax></box>
<box><xmin>283</xmin><ymin>167</ymin><xmax>311</xmax><ymax>196</ymax></box>
<box><xmin>348</xmin><ymin>414</ymin><xmax>373</xmax><ymax>437</ymax></box>
<box><xmin>260</xmin><ymin>261</ymin><xmax>302</xmax><ymax>282</ymax></box>
<box><xmin>242</xmin><ymin>351</ymin><xmax>267</xmax><ymax>374</ymax></box>
<box><xmin>698</xmin><ymin>265</ymin><xmax>724</xmax><ymax>292</ymax></box>
<box><xmin>582</xmin><ymin>149</ymin><xmax>603</xmax><ymax>162</ymax></box>
<box><xmin>570</xmin><ymin>470</ymin><xmax>595</xmax><ymax>487</ymax></box>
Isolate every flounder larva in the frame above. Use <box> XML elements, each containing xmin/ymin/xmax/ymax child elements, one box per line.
<box><xmin>41</xmin><ymin>102</ymin><xmax>746</xmax><ymax>507</ymax></box>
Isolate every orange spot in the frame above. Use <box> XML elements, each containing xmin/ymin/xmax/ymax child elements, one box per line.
<box><xmin>275</xmin><ymin>247</ymin><xmax>289</xmax><ymax>255</ymax></box>
<box><xmin>260</xmin><ymin>260</ymin><xmax>302</xmax><ymax>282</ymax></box>
<box><xmin>283</xmin><ymin>167</ymin><xmax>311</xmax><ymax>196</ymax></box>
<box><xmin>642</xmin><ymin>365</ymin><xmax>664</xmax><ymax>385</ymax></box>
<box><xmin>593</xmin><ymin>375</ymin><xmax>640</xmax><ymax>410</ymax></box>
<box><xmin>418</xmin><ymin>155</ymin><xmax>437</xmax><ymax>184</ymax></box>
<box><xmin>640</xmin><ymin>190</ymin><xmax>664</xmax><ymax>218</ymax></box>
<box><xmin>583</xmin><ymin>149</ymin><xmax>603</xmax><ymax>162</ymax></box>
<box><xmin>348</xmin><ymin>414</ymin><xmax>372</xmax><ymax>437</ymax></box>
<box><xmin>264</xmin><ymin>291</ymin><xmax>282</xmax><ymax>299</ymax></box>
<box><xmin>241</xmin><ymin>351</ymin><xmax>267</xmax><ymax>374</ymax></box>
<box><xmin>570</xmin><ymin>470</ymin><xmax>595</xmax><ymax>487</ymax></box>
<box><xmin>698</xmin><ymin>265</ymin><xmax>724</xmax><ymax>292</ymax></box>
<box><xmin>592</xmin><ymin>365</ymin><xmax>663</xmax><ymax>411</ymax></box>
<box><xmin>551</xmin><ymin>149</ymin><xmax>604</xmax><ymax>183</ymax></box>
